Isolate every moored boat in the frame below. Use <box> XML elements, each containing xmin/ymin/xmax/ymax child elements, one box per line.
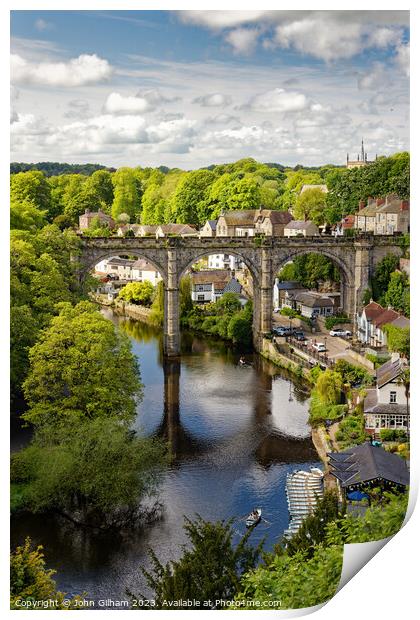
<box><xmin>245</xmin><ymin>508</ymin><xmax>262</xmax><ymax>527</ymax></box>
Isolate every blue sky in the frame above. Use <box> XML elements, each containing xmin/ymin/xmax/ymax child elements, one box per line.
<box><xmin>10</xmin><ymin>10</ymin><xmax>410</xmax><ymax>168</ymax></box>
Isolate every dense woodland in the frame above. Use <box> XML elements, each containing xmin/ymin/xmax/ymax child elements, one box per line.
<box><xmin>10</xmin><ymin>152</ymin><xmax>410</xmax><ymax>232</ymax></box>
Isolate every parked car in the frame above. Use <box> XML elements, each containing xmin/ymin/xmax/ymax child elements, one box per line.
<box><xmin>293</xmin><ymin>330</ymin><xmax>305</xmax><ymax>339</ymax></box>
<box><xmin>273</xmin><ymin>326</ymin><xmax>294</xmax><ymax>336</ymax></box>
<box><xmin>312</xmin><ymin>342</ymin><xmax>327</xmax><ymax>352</ymax></box>
<box><xmin>329</xmin><ymin>328</ymin><xmax>352</xmax><ymax>337</ymax></box>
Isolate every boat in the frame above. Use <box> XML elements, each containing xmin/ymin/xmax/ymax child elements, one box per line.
<box><xmin>245</xmin><ymin>508</ymin><xmax>262</xmax><ymax>527</ymax></box>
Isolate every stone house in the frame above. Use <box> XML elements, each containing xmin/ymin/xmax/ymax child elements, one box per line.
<box><xmin>199</xmin><ymin>220</ymin><xmax>217</xmax><ymax>237</ymax></box>
<box><xmin>364</xmin><ymin>354</ymin><xmax>410</xmax><ymax>435</ymax></box>
<box><xmin>354</xmin><ymin>195</ymin><xmax>409</xmax><ymax>235</ymax></box>
<box><xmin>254</xmin><ymin>209</ymin><xmax>293</xmax><ymax>236</ymax></box>
<box><xmin>283</xmin><ymin>220</ymin><xmax>319</xmax><ymax>237</ymax></box>
<box><xmin>79</xmin><ymin>209</ymin><xmax>115</xmax><ymax>231</ymax></box>
<box><xmin>216</xmin><ymin>210</ymin><xmax>256</xmax><ymax>237</ymax></box>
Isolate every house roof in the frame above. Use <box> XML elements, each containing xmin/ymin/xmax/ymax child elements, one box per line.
<box><xmin>362</xmin><ymin>301</ymin><xmax>386</xmax><ymax>321</ymax></box>
<box><xmin>328</xmin><ymin>443</ymin><xmax>409</xmax><ymax>487</ymax></box>
<box><xmin>390</xmin><ymin>315</ymin><xmax>410</xmax><ymax>329</ymax></box>
<box><xmin>363</xmin><ymin>389</ymin><xmax>407</xmax><ymax>415</ymax></box>
<box><xmin>157</xmin><ymin>224</ymin><xmax>197</xmax><ymax>235</ymax></box>
<box><xmin>132</xmin><ymin>259</ymin><xmax>158</xmax><ymax>271</ymax></box>
<box><xmin>257</xmin><ymin>209</ymin><xmax>293</xmax><ymax>224</ymax></box>
<box><xmin>276</xmin><ymin>280</ymin><xmax>307</xmax><ymax>291</ymax></box>
<box><xmin>377</xmin><ymin>196</ymin><xmax>410</xmax><ymax>214</ymax></box>
<box><xmin>294</xmin><ymin>291</ymin><xmax>334</xmax><ymax>308</ymax></box>
<box><xmin>223</xmin><ymin>278</ymin><xmax>242</xmax><ymax>294</ymax></box>
<box><xmin>107</xmin><ymin>257</ymin><xmax>135</xmax><ymax>267</ymax></box>
<box><xmin>357</xmin><ymin>204</ymin><xmax>378</xmax><ymax>216</ymax></box>
<box><xmin>191</xmin><ymin>270</ymin><xmax>230</xmax><ymax>285</ymax></box>
<box><xmin>284</xmin><ymin>220</ymin><xmax>317</xmax><ymax>230</ymax></box>
<box><xmin>374</xmin><ymin>308</ymin><xmax>400</xmax><ymax>328</ymax></box>
<box><xmin>218</xmin><ymin>210</ymin><xmax>256</xmax><ymax>226</ymax></box>
<box><xmin>376</xmin><ymin>356</ymin><xmax>407</xmax><ymax>389</ymax></box>
<box><xmin>138</xmin><ymin>225</ymin><xmax>158</xmax><ymax>233</ymax></box>
<box><xmin>202</xmin><ymin>219</ymin><xmax>217</xmax><ymax>231</ymax></box>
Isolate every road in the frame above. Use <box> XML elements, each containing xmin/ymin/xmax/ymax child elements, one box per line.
<box><xmin>272</xmin><ymin>313</ymin><xmax>352</xmax><ymax>362</ymax></box>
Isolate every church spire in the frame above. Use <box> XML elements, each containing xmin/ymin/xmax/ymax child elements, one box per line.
<box><xmin>361</xmin><ymin>138</ymin><xmax>365</xmax><ymax>162</ymax></box>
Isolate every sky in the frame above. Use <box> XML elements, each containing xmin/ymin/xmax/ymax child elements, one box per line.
<box><xmin>10</xmin><ymin>9</ymin><xmax>410</xmax><ymax>169</ymax></box>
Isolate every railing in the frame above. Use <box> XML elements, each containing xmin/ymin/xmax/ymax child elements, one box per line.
<box><xmin>282</xmin><ymin>337</ymin><xmax>334</xmax><ymax>367</ymax></box>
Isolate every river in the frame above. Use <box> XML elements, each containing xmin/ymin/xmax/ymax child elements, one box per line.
<box><xmin>11</xmin><ymin>309</ymin><xmax>320</xmax><ymax>605</ymax></box>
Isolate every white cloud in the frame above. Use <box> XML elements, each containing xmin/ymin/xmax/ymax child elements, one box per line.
<box><xmin>193</xmin><ymin>93</ymin><xmax>232</xmax><ymax>107</ymax></box>
<box><xmin>104</xmin><ymin>92</ymin><xmax>152</xmax><ymax>114</ymax></box>
<box><xmin>368</xmin><ymin>27</ymin><xmax>402</xmax><ymax>48</ymax></box>
<box><xmin>395</xmin><ymin>43</ymin><xmax>410</xmax><ymax>77</ymax></box>
<box><xmin>34</xmin><ymin>18</ymin><xmax>54</xmax><ymax>31</ymax></box>
<box><xmin>225</xmin><ymin>28</ymin><xmax>259</xmax><ymax>55</ymax></box>
<box><xmin>358</xmin><ymin>63</ymin><xmax>389</xmax><ymax>90</ymax></box>
<box><xmin>177</xmin><ymin>10</ymin><xmax>268</xmax><ymax>29</ymax></box>
<box><xmin>246</xmin><ymin>88</ymin><xmax>309</xmax><ymax>113</ymax></box>
<box><xmin>11</xmin><ymin>53</ymin><xmax>113</xmax><ymax>87</ymax></box>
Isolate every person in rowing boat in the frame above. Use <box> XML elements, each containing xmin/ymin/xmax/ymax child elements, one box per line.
<box><xmin>239</xmin><ymin>357</ymin><xmax>246</xmax><ymax>366</ymax></box>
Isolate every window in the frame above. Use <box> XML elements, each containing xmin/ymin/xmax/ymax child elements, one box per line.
<box><xmin>390</xmin><ymin>391</ymin><xmax>397</xmax><ymax>404</ymax></box>
<box><xmin>197</xmin><ymin>294</ymin><xmax>205</xmax><ymax>302</ymax></box>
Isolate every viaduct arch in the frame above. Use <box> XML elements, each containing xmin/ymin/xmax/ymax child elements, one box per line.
<box><xmin>77</xmin><ymin>235</ymin><xmax>403</xmax><ymax>357</ymax></box>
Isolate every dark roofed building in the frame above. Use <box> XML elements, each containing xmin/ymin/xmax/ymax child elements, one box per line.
<box><xmin>284</xmin><ymin>220</ymin><xmax>319</xmax><ymax>237</ymax></box>
<box><xmin>328</xmin><ymin>443</ymin><xmax>409</xmax><ymax>490</ymax></box>
<box><xmin>200</xmin><ymin>220</ymin><xmax>218</xmax><ymax>237</ymax></box>
<box><xmin>293</xmin><ymin>291</ymin><xmax>334</xmax><ymax>318</ymax></box>
<box><xmin>364</xmin><ymin>353</ymin><xmax>409</xmax><ymax>436</ymax></box>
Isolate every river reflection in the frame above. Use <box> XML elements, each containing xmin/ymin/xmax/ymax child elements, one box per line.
<box><xmin>11</xmin><ymin>310</ymin><xmax>320</xmax><ymax>603</ymax></box>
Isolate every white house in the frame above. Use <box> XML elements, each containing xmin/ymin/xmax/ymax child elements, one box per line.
<box><xmin>207</xmin><ymin>254</ymin><xmax>243</xmax><ymax>270</ymax></box>
<box><xmin>284</xmin><ymin>221</ymin><xmax>319</xmax><ymax>237</ymax></box>
<box><xmin>293</xmin><ymin>291</ymin><xmax>334</xmax><ymax>318</ymax></box>
<box><xmin>357</xmin><ymin>301</ymin><xmax>409</xmax><ymax>347</ymax></box>
<box><xmin>132</xmin><ymin>259</ymin><xmax>162</xmax><ymax>286</ymax></box>
<box><xmin>364</xmin><ymin>354</ymin><xmax>409</xmax><ymax>435</ymax></box>
<box><xmin>273</xmin><ymin>279</ymin><xmax>307</xmax><ymax>310</ymax></box>
<box><xmin>191</xmin><ymin>270</ymin><xmax>242</xmax><ymax>303</ymax></box>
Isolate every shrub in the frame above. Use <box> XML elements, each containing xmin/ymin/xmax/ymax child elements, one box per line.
<box><xmin>324</xmin><ymin>315</ymin><xmax>349</xmax><ymax>330</ymax></box>
<box><xmin>380</xmin><ymin>429</ymin><xmax>408</xmax><ymax>442</ymax></box>
<box><xmin>280</xmin><ymin>307</ymin><xmax>298</xmax><ymax>318</ymax></box>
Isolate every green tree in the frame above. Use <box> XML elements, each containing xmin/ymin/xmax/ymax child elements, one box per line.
<box><xmin>384</xmin><ymin>271</ymin><xmax>409</xmax><ymax>316</ymax></box>
<box><xmin>171</xmin><ymin>170</ymin><xmax>215</xmax><ymax>225</ymax></box>
<box><xmin>84</xmin><ymin>169</ymin><xmax>114</xmax><ymax>208</ymax></box>
<box><xmin>215</xmin><ymin>292</ymin><xmax>242</xmax><ymax>315</ymax></box>
<box><xmin>293</xmin><ymin>187</ymin><xmax>327</xmax><ymax>224</ymax></box>
<box><xmin>132</xmin><ymin>515</ymin><xmax>262</xmax><ymax>609</ymax></box>
<box><xmin>10</xmin><ymin>538</ymin><xmax>83</xmax><ymax>609</ymax></box>
<box><xmin>180</xmin><ymin>275</ymin><xmax>193</xmax><ymax>317</ymax></box>
<box><xmin>61</xmin><ymin>174</ymin><xmax>91</xmax><ymax>223</ymax></box>
<box><xmin>226</xmin><ymin>177</ymin><xmax>261</xmax><ymax>211</ymax></box>
<box><xmin>112</xmin><ymin>168</ymin><xmax>143</xmax><ymax>221</ymax></box>
<box><xmin>227</xmin><ymin>312</ymin><xmax>252</xmax><ymax>347</ymax></box>
<box><xmin>118</xmin><ymin>281</ymin><xmax>155</xmax><ymax>306</ymax></box>
<box><xmin>11</xmin><ymin>171</ymin><xmax>51</xmax><ymax>213</ymax></box>
<box><xmin>11</xmin><ymin>418</ymin><xmax>167</xmax><ymax>525</ymax></box>
<box><xmin>10</xmin><ymin>199</ymin><xmax>47</xmax><ymax>231</ymax></box>
<box><xmin>150</xmin><ymin>280</ymin><xmax>164</xmax><ymax>326</ymax></box>
<box><xmin>371</xmin><ymin>254</ymin><xmax>400</xmax><ymax>301</ymax></box>
<box><xmin>383</xmin><ymin>325</ymin><xmax>410</xmax><ymax>357</ymax></box>
<box><xmin>22</xmin><ymin>301</ymin><xmax>142</xmax><ymax>428</ymax></box>
<box><xmin>315</xmin><ymin>370</ymin><xmax>343</xmax><ymax>405</ymax></box>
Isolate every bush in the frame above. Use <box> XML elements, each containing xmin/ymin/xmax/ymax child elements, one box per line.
<box><xmin>118</xmin><ymin>281</ymin><xmax>154</xmax><ymax>306</ymax></box>
<box><xmin>333</xmin><ymin>359</ymin><xmax>373</xmax><ymax>386</ymax></box>
<box><xmin>380</xmin><ymin>429</ymin><xmax>408</xmax><ymax>442</ymax></box>
<box><xmin>324</xmin><ymin>315</ymin><xmax>349</xmax><ymax>330</ymax></box>
<box><xmin>335</xmin><ymin>412</ymin><xmax>368</xmax><ymax>449</ymax></box>
<box><xmin>280</xmin><ymin>307</ymin><xmax>298</xmax><ymax>318</ymax></box>
<box><xmin>309</xmin><ymin>393</ymin><xmax>347</xmax><ymax>426</ymax></box>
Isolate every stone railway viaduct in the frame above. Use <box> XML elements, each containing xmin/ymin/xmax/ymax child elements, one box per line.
<box><xmin>78</xmin><ymin>235</ymin><xmax>403</xmax><ymax>356</ymax></box>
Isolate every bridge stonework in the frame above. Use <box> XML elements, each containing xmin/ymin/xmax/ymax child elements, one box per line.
<box><xmin>77</xmin><ymin>235</ymin><xmax>402</xmax><ymax>356</ymax></box>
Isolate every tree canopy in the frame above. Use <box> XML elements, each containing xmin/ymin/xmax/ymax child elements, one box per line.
<box><xmin>22</xmin><ymin>301</ymin><xmax>142</xmax><ymax>428</ymax></box>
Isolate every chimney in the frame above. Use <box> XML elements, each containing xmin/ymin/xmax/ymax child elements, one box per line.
<box><xmin>376</xmin><ymin>198</ymin><xmax>385</xmax><ymax>207</ymax></box>
<box><xmin>400</xmin><ymin>200</ymin><xmax>409</xmax><ymax>211</ymax></box>
<box><xmin>359</xmin><ymin>200</ymin><xmax>366</xmax><ymax>211</ymax></box>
